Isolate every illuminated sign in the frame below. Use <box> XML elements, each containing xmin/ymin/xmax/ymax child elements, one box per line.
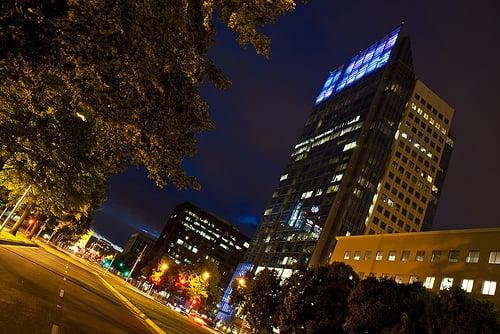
<box><xmin>315</xmin><ymin>27</ymin><xmax>401</xmax><ymax>105</ymax></box>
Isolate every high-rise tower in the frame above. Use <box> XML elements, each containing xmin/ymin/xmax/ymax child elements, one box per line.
<box><xmin>244</xmin><ymin>26</ymin><xmax>455</xmax><ymax>278</ymax></box>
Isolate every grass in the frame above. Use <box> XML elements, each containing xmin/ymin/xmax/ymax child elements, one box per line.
<box><xmin>0</xmin><ymin>230</ymin><xmax>36</xmax><ymax>246</ymax></box>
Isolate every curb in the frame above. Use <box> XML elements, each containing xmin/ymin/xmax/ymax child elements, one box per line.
<box><xmin>0</xmin><ymin>239</ymin><xmax>38</xmax><ymax>247</ymax></box>
<box><xmin>96</xmin><ymin>274</ymin><xmax>166</xmax><ymax>334</ymax></box>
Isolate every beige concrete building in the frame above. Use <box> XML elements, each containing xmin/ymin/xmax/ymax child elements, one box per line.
<box><xmin>330</xmin><ymin>228</ymin><xmax>500</xmax><ymax>307</ymax></box>
<box><xmin>364</xmin><ymin>80</ymin><xmax>455</xmax><ymax>235</ymax></box>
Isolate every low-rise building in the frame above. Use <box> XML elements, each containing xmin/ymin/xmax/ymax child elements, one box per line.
<box><xmin>330</xmin><ymin>228</ymin><xmax>500</xmax><ymax>307</ymax></box>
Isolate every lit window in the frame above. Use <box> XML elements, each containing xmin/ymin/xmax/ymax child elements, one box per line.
<box><xmin>280</xmin><ymin>174</ymin><xmax>288</xmax><ymax>181</ymax></box>
<box><xmin>488</xmin><ymin>251</ymin><xmax>500</xmax><ymax>264</ymax></box>
<box><xmin>364</xmin><ymin>250</ymin><xmax>372</xmax><ymax>260</ymax></box>
<box><xmin>431</xmin><ymin>250</ymin><xmax>441</xmax><ymax>262</ymax></box>
<box><xmin>409</xmin><ymin>276</ymin><xmax>419</xmax><ymax>284</ymax></box>
<box><xmin>466</xmin><ymin>251</ymin><xmax>480</xmax><ymax>263</ymax></box>
<box><xmin>388</xmin><ymin>251</ymin><xmax>396</xmax><ymax>261</ymax></box>
<box><xmin>415</xmin><ymin>250</ymin><xmax>425</xmax><ymax>262</ymax></box>
<box><xmin>343</xmin><ymin>141</ymin><xmax>357</xmax><ymax>152</ymax></box>
<box><xmin>332</xmin><ymin>174</ymin><xmax>344</xmax><ymax>183</ymax></box>
<box><xmin>301</xmin><ymin>191</ymin><xmax>313</xmax><ymax>199</ymax></box>
<box><xmin>401</xmin><ymin>250</ymin><xmax>410</xmax><ymax>262</ymax></box>
<box><xmin>448</xmin><ymin>250</ymin><xmax>460</xmax><ymax>263</ymax></box>
<box><xmin>461</xmin><ymin>279</ymin><xmax>474</xmax><ymax>293</ymax></box>
<box><xmin>375</xmin><ymin>251</ymin><xmax>383</xmax><ymax>261</ymax></box>
<box><xmin>440</xmin><ymin>277</ymin><xmax>454</xmax><ymax>290</ymax></box>
<box><xmin>263</xmin><ymin>208</ymin><xmax>272</xmax><ymax>216</ymax></box>
<box><xmin>481</xmin><ymin>281</ymin><xmax>497</xmax><ymax>295</ymax></box>
<box><xmin>353</xmin><ymin>251</ymin><xmax>361</xmax><ymax>260</ymax></box>
<box><xmin>343</xmin><ymin>251</ymin><xmax>350</xmax><ymax>260</ymax></box>
<box><xmin>327</xmin><ymin>185</ymin><xmax>339</xmax><ymax>193</ymax></box>
<box><xmin>423</xmin><ymin>276</ymin><xmax>435</xmax><ymax>289</ymax></box>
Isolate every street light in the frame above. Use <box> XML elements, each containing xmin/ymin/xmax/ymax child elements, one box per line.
<box><xmin>202</xmin><ymin>271</ymin><xmax>210</xmax><ymax>281</ymax></box>
<box><xmin>237</xmin><ymin>277</ymin><xmax>246</xmax><ymax>287</ymax></box>
<box><xmin>160</xmin><ymin>263</ymin><xmax>168</xmax><ymax>271</ymax></box>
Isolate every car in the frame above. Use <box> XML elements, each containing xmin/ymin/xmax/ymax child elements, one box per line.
<box><xmin>189</xmin><ymin>313</ymin><xmax>207</xmax><ymax>327</ymax></box>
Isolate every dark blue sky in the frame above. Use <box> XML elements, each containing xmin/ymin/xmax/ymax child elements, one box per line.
<box><xmin>94</xmin><ymin>0</ymin><xmax>500</xmax><ymax>247</ymax></box>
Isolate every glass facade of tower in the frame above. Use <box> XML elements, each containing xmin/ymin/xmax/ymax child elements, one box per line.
<box><xmin>245</xmin><ymin>27</ymin><xmax>418</xmax><ymax>277</ymax></box>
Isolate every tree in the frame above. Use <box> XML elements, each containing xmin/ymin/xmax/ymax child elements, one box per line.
<box><xmin>344</xmin><ymin>276</ymin><xmax>430</xmax><ymax>334</ymax></box>
<box><xmin>424</xmin><ymin>286</ymin><xmax>499</xmax><ymax>334</ymax></box>
<box><xmin>277</xmin><ymin>262</ymin><xmax>359</xmax><ymax>334</ymax></box>
<box><xmin>344</xmin><ymin>278</ymin><xmax>499</xmax><ymax>334</ymax></box>
<box><xmin>0</xmin><ymin>0</ymin><xmax>303</xmax><ymax>227</ymax></box>
<box><xmin>230</xmin><ymin>268</ymin><xmax>282</xmax><ymax>334</ymax></box>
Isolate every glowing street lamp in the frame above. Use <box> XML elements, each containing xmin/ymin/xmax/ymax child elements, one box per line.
<box><xmin>237</xmin><ymin>277</ymin><xmax>246</xmax><ymax>287</ymax></box>
<box><xmin>202</xmin><ymin>271</ymin><xmax>210</xmax><ymax>281</ymax></box>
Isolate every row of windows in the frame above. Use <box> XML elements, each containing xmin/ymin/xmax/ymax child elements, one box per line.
<box><xmin>411</xmin><ymin>99</ymin><xmax>448</xmax><ymax>134</ymax></box>
<box><xmin>407</xmin><ymin>113</ymin><xmax>445</xmax><ymax>152</ymax></box>
<box><xmin>394</xmin><ymin>151</ymin><xmax>434</xmax><ymax>194</ymax></box>
<box><xmin>372</xmin><ymin>214</ymin><xmax>415</xmax><ymax>233</ymax></box>
<box><xmin>414</xmin><ymin>93</ymin><xmax>450</xmax><ymax>125</ymax></box>
<box><xmin>383</xmin><ymin>179</ymin><xmax>428</xmax><ymax>205</ymax></box>
<box><xmin>406</xmin><ymin>113</ymin><xmax>445</xmax><ymax>150</ymax></box>
<box><xmin>361</xmin><ymin>272</ymin><xmax>496</xmax><ymax>296</ymax></box>
<box><xmin>344</xmin><ymin>249</ymin><xmax>500</xmax><ymax>264</ymax></box>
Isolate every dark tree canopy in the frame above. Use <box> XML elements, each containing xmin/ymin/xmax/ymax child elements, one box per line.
<box><xmin>277</xmin><ymin>262</ymin><xmax>359</xmax><ymax>334</ymax></box>
<box><xmin>230</xmin><ymin>268</ymin><xmax>281</xmax><ymax>334</ymax></box>
<box><xmin>0</xmin><ymin>0</ymin><xmax>302</xmax><ymax>222</ymax></box>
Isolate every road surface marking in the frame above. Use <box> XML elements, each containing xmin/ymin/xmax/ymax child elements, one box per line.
<box><xmin>51</xmin><ymin>324</ymin><xmax>60</xmax><ymax>334</ymax></box>
<box><xmin>59</xmin><ymin>289</ymin><xmax>64</xmax><ymax>298</ymax></box>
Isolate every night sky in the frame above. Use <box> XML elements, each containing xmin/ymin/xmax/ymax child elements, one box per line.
<box><xmin>93</xmin><ymin>0</ymin><xmax>500</xmax><ymax>247</ymax></box>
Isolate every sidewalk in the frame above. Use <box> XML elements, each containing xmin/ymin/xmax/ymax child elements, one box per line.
<box><xmin>0</xmin><ymin>231</ymin><xmax>38</xmax><ymax>247</ymax></box>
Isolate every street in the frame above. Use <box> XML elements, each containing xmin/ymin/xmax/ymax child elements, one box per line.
<box><xmin>0</xmin><ymin>245</ymin><xmax>152</xmax><ymax>334</ymax></box>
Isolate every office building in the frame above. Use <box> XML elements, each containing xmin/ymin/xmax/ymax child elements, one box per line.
<box><xmin>122</xmin><ymin>232</ymin><xmax>156</xmax><ymax>256</ymax></box>
<box><xmin>330</xmin><ymin>228</ymin><xmax>500</xmax><ymax>308</ymax></box>
<box><xmin>145</xmin><ymin>202</ymin><xmax>250</xmax><ymax>286</ymax></box>
<box><xmin>244</xmin><ymin>25</ymin><xmax>455</xmax><ymax>279</ymax></box>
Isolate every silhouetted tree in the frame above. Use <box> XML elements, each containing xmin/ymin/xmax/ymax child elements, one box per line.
<box><xmin>230</xmin><ymin>268</ymin><xmax>281</xmax><ymax>333</ymax></box>
<box><xmin>425</xmin><ymin>286</ymin><xmax>499</xmax><ymax>334</ymax></box>
<box><xmin>277</xmin><ymin>262</ymin><xmax>359</xmax><ymax>334</ymax></box>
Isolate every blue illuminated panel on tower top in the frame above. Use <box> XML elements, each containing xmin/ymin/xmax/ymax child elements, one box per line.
<box><xmin>315</xmin><ymin>27</ymin><xmax>401</xmax><ymax>105</ymax></box>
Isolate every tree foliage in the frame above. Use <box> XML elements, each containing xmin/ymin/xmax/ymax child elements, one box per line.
<box><xmin>230</xmin><ymin>268</ymin><xmax>281</xmax><ymax>334</ymax></box>
<box><xmin>277</xmin><ymin>262</ymin><xmax>359</xmax><ymax>334</ymax></box>
<box><xmin>425</xmin><ymin>286</ymin><xmax>499</xmax><ymax>334</ymax></box>
<box><xmin>229</xmin><ymin>264</ymin><xmax>498</xmax><ymax>334</ymax></box>
<box><xmin>0</xmin><ymin>0</ymin><xmax>302</xmax><ymax>224</ymax></box>
<box><xmin>153</xmin><ymin>259</ymin><xmax>221</xmax><ymax>310</ymax></box>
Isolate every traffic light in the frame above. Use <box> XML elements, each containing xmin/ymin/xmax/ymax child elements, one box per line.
<box><xmin>102</xmin><ymin>258</ymin><xmax>111</xmax><ymax>268</ymax></box>
<box><xmin>190</xmin><ymin>297</ymin><xmax>200</xmax><ymax>308</ymax></box>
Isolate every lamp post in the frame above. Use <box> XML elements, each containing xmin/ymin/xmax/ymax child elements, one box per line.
<box><xmin>0</xmin><ymin>185</ymin><xmax>31</xmax><ymax>232</ymax></box>
<box><xmin>126</xmin><ymin>245</ymin><xmax>148</xmax><ymax>281</ymax></box>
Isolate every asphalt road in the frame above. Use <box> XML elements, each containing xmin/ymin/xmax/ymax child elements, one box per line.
<box><xmin>0</xmin><ymin>245</ymin><xmax>152</xmax><ymax>334</ymax></box>
<box><xmin>97</xmin><ymin>272</ymin><xmax>217</xmax><ymax>334</ymax></box>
